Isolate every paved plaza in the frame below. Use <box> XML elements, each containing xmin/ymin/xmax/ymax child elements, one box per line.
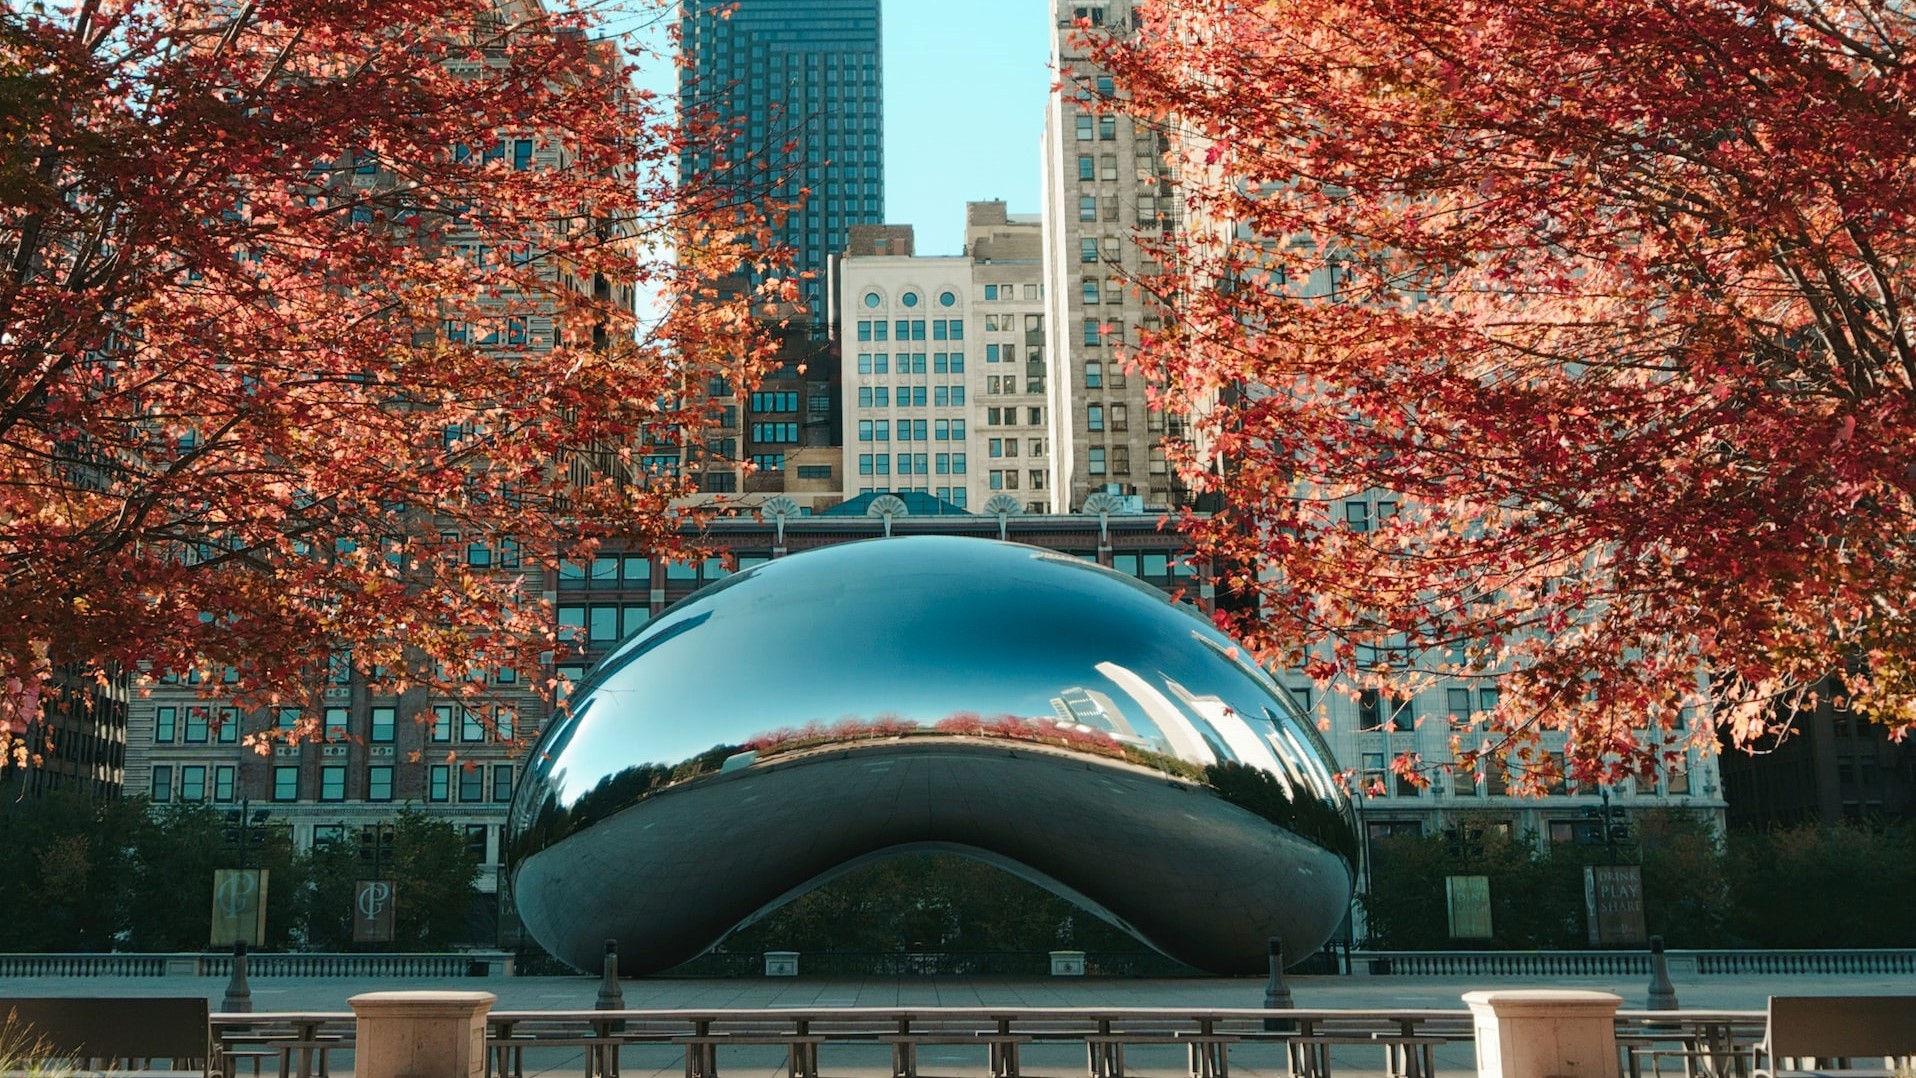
<box><xmin>0</xmin><ymin>968</ymin><xmax>1897</xmax><ymax>1078</ymax></box>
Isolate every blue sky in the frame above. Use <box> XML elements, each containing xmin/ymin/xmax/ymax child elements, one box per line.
<box><xmin>881</xmin><ymin>0</ymin><xmax>1053</xmax><ymax>254</ymax></box>
<box><xmin>618</xmin><ymin>1</ymin><xmax>1054</xmax><ymax>258</ymax></box>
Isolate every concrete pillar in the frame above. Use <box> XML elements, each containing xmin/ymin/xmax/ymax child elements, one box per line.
<box><xmin>1463</xmin><ymin>989</ymin><xmax>1621</xmax><ymax>1078</ymax></box>
<box><xmin>350</xmin><ymin>991</ymin><xmax>496</xmax><ymax>1078</ymax></box>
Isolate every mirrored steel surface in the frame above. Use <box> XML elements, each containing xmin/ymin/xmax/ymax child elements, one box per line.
<box><xmin>508</xmin><ymin>536</ymin><xmax>1356</xmax><ymax>975</ymax></box>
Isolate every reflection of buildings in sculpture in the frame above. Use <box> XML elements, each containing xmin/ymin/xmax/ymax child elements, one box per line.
<box><xmin>509</xmin><ymin>535</ymin><xmax>1356</xmax><ymax>975</ymax></box>
<box><xmin>1048</xmin><ymin>686</ymin><xmax>1144</xmax><ymax>747</ymax></box>
<box><xmin>1092</xmin><ymin>662</ymin><xmax>1215</xmax><ymax>767</ymax></box>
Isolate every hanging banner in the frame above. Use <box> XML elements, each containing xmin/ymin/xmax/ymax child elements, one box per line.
<box><xmin>1584</xmin><ymin>864</ymin><xmax>1648</xmax><ymax>947</ymax></box>
<box><xmin>1444</xmin><ymin>875</ymin><xmax>1493</xmax><ymax>940</ymax></box>
<box><xmin>353</xmin><ymin>879</ymin><xmax>397</xmax><ymax>943</ymax></box>
<box><xmin>210</xmin><ymin>868</ymin><xmax>268</xmax><ymax>947</ymax></box>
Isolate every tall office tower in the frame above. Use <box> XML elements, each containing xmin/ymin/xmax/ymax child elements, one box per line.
<box><xmin>1041</xmin><ymin>0</ymin><xmax>1183</xmax><ymax>512</ymax></box>
<box><xmin>679</xmin><ymin>0</ymin><xmax>885</xmax><ymax>319</ymax></box>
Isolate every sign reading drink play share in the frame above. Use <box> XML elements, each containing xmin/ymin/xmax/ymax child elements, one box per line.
<box><xmin>1584</xmin><ymin>864</ymin><xmax>1648</xmax><ymax>947</ymax></box>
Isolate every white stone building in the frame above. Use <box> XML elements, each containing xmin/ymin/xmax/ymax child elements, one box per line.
<box><xmin>835</xmin><ymin>205</ymin><xmax>1051</xmax><ymax>511</ymax></box>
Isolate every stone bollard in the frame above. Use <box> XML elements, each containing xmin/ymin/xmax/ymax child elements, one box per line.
<box><xmin>1262</xmin><ymin>937</ymin><xmax>1294</xmax><ymax>1033</ymax></box>
<box><xmin>350</xmin><ymin>991</ymin><xmax>496</xmax><ymax>1078</ymax></box>
<box><xmin>596</xmin><ymin>939</ymin><xmax>625</xmax><ymax>1010</ymax></box>
<box><xmin>1646</xmin><ymin>936</ymin><xmax>1680</xmax><ymax>1012</ymax></box>
<box><xmin>221</xmin><ymin>940</ymin><xmax>252</xmax><ymax>1014</ymax></box>
<box><xmin>1464</xmin><ymin>990</ymin><xmax>1621</xmax><ymax>1078</ymax></box>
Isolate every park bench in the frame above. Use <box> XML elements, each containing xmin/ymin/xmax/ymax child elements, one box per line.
<box><xmin>876</xmin><ymin>1028</ymin><xmax>1033</xmax><ymax>1078</ymax></box>
<box><xmin>1286</xmin><ymin>1032</ymin><xmax>1446</xmax><ymax>1078</ymax></box>
<box><xmin>674</xmin><ymin>1029</ymin><xmax>830</xmax><ymax>1078</ymax></box>
<box><xmin>1084</xmin><ymin>1029</ymin><xmax>1241</xmax><ymax>1078</ymax></box>
<box><xmin>0</xmin><ymin>996</ymin><xmax>210</xmax><ymax>1076</ymax></box>
<box><xmin>1754</xmin><ymin>996</ymin><xmax>1916</xmax><ymax>1078</ymax></box>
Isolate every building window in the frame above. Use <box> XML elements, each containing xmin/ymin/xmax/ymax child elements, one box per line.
<box><xmin>214</xmin><ymin>765</ymin><xmax>235</xmax><ymax>803</ymax></box>
<box><xmin>1076</xmin><ymin>113</ymin><xmax>1094</xmax><ymax>140</ymax></box>
<box><xmin>1078</xmin><ymin>196</ymin><xmax>1096</xmax><ymax>222</ymax></box>
<box><xmin>492</xmin><ymin>765</ymin><xmax>514</xmax><ymax>803</ymax></box>
<box><xmin>1446</xmin><ymin>687</ymin><xmax>1474</xmax><ymax>728</ymax></box>
<box><xmin>1083</xmin><ymin>318</ymin><xmax>1102</xmax><ymax>346</ymax></box>
<box><xmin>179</xmin><ymin>765</ymin><xmax>206</xmax><ymax>802</ymax></box>
<box><xmin>431</xmin><ymin>704</ymin><xmax>453</xmax><ymax>742</ymax></box>
<box><xmin>428</xmin><ymin>764</ymin><xmax>450</xmax><ymax>802</ymax></box>
<box><xmin>273</xmin><ymin>766</ymin><xmax>299</xmax><ymax>802</ymax></box>
<box><xmin>459</xmin><ymin>767</ymin><xmax>484</xmax><ymax>802</ymax></box>
<box><xmin>1099</xmin><ymin>115</ymin><xmax>1117</xmax><ymax>140</ymax></box>
<box><xmin>367</xmin><ymin>766</ymin><xmax>393</xmax><ymax>803</ymax></box>
<box><xmin>461</xmin><ymin>706</ymin><xmax>486</xmax><ymax>742</ymax></box>
<box><xmin>1087</xmin><ymin>404</ymin><xmax>1104</xmax><ymax>432</ymax></box>
<box><xmin>370</xmin><ymin>707</ymin><xmax>395</xmax><ymax>743</ymax></box>
<box><xmin>185</xmin><ymin>707</ymin><xmax>208</xmax><ymax>743</ymax></box>
<box><xmin>320</xmin><ymin>766</ymin><xmax>346</xmax><ymax>802</ymax></box>
<box><xmin>1089</xmin><ymin>447</ymin><xmax>1107</xmax><ymax>475</ymax></box>
<box><xmin>155</xmin><ymin>707</ymin><xmax>176</xmax><ymax>743</ymax></box>
<box><xmin>150</xmin><ymin>765</ymin><xmax>173</xmax><ymax>803</ymax></box>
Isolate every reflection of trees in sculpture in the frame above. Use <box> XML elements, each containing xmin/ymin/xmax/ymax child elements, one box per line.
<box><xmin>747</xmin><ymin>713</ymin><xmax>1212</xmax><ymax>779</ymax></box>
<box><xmin>514</xmin><ymin>721</ymin><xmax>1356</xmax><ymax>871</ymax></box>
<box><xmin>1201</xmin><ymin>761</ymin><xmax>1358</xmax><ymax>867</ymax></box>
<box><xmin>506</xmin><ymin>743</ymin><xmax>741</xmax><ymax>864</ymax></box>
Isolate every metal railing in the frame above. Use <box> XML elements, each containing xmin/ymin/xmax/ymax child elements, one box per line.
<box><xmin>1690</xmin><ymin>950</ymin><xmax>1916</xmax><ymax>976</ymax></box>
<box><xmin>666</xmin><ymin>950</ymin><xmax>1199</xmax><ymax>978</ymax></box>
<box><xmin>0</xmin><ymin>952</ymin><xmax>174</xmax><ymax>977</ymax></box>
<box><xmin>1353</xmin><ymin>948</ymin><xmax>1916</xmax><ymax>978</ymax></box>
<box><xmin>203</xmin><ymin>1005</ymin><xmax>1770</xmax><ymax>1078</ymax></box>
<box><xmin>0</xmin><ymin>950</ymin><xmax>512</xmax><ymax>977</ymax></box>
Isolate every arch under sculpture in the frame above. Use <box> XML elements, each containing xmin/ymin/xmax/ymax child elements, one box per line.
<box><xmin>507</xmin><ymin>536</ymin><xmax>1357</xmax><ymax>975</ymax></box>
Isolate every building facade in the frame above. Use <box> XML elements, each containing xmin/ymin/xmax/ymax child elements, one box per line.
<box><xmin>679</xmin><ymin>0</ymin><xmax>885</xmax><ymax>318</ymax></box>
<box><xmin>834</xmin><ymin>205</ymin><xmax>1050</xmax><ymax>512</ymax></box>
<box><xmin>1718</xmin><ymin>677</ymin><xmax>1916</xmax><ymax>827</ymax></box>
<box><xmin>1041</xmin><ymin>0</ymin><xmax>1183</xmax><ymax>512</ymax></box>
<box><xmin>1</xmin><ymin>662</ymin><xmax>128</xmax><ymax>801</ymax></box>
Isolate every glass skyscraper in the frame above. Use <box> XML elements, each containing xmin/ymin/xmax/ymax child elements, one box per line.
<box><xmin>680</xmin><ymin>0</ymin><xmax>885</xmax><ymax>315</ymax></box>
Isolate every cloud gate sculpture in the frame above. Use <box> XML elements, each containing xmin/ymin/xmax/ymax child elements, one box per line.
<box><xmin>507</xmin><ymin>536</ymin><xmax>1357</xmax><ymax>975</ymax></box>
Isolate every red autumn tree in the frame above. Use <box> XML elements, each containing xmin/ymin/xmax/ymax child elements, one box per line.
<box><xmin>0</xmin><ymin>0</ymin><xmax>780</xmax><ymax>751</ymax></box>
<box><xmin>1095</xmin><ymin>0</ymin><xmax>1916</xmax><ymax>785</ymax></box>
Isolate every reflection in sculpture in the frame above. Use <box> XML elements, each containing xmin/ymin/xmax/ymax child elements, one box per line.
<box><xmin>507</xmin><ymin>536</ymin><xmax>1357</xmax><ymax>975</ymax></box>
